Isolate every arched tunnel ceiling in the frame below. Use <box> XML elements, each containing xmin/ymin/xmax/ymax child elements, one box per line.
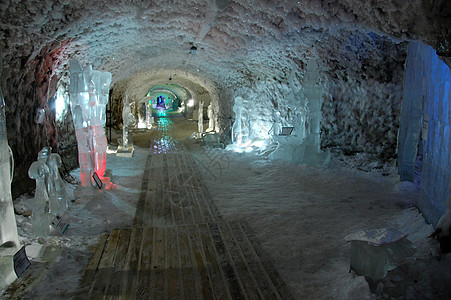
<box><xmin>1</xmin><ymin>0</ymin><xmax>450</xmax><ymax>89</ymax></box>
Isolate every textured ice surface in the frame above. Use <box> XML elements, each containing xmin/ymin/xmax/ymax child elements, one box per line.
<box><xmin>398</xmin><ymin>42</ymin><xmax>451</xmax><ymax>225</ymax></box>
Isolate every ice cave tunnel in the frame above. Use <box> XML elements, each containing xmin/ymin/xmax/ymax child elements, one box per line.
<box><xmin>1</xmin><ymin>0</ymin><xmax>451</xmax><ymax>298</ymax></box>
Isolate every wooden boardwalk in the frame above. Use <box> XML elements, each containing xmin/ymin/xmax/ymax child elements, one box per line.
<box><xmin>76</xmin><ymin>151</ymin><xmax>292</xmax><ymax>299</ymax></box>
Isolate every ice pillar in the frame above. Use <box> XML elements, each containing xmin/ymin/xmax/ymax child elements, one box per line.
<box><xmin>122</xmin><ymin>92</ymin><xmax>134</xmax><ymax>149</ymax></box>
<box><xmin>198</xmin><ymin>100</ymin><xmax>204</xmax><ymax>134</ymax></box>
<box><xmin>293</xmin><ymin>60</ymin><xmax>330</xmax><ymax>166</ymax></box>
<box><xmin>69</xmin><ymin>60</ymin><xmax>112</xmax><ymax>185</ymax></box>
<box><xmin>91</xmin><ymin>70</ymin><xmax>112</xmax><ymax>179</ymax></box>
<box><xmin>0</xmin><ymin>69</ymin><xmax>20</xmax><ymax>289</ymax></box>
<box><xmin>231</xmin><ymin>96</ymin><xmax>250</xmax><ymax>146</ymax></box>
<box><xmin>399</xmin><ymin>42</ymin><xmax>451</xmax><ymax>225</ymax></box>
<box><xmin>206</xmin><ymin>103</ymin><xmax>215</xmax><ymax>132</ymax></box>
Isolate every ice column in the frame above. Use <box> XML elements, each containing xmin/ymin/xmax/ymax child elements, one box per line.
<box><xmin>70</xmin><ymin>60</ymin><xmax>94</xmax><ymax>186</ymax></box>
<box><xmin>198</xmin><ymin>100</ymin><xmax>204</xmax><ymax>134</ymax></box>
<box><xmin>231</xmin><ymin>96</ymin><xmax>250</xmax><ymax>146</ymax></box>
<box><xmin>206</xmin><ymin>103</ymin><xmax>215</xmax><ymax>132</ymax></box>
<box><xmin>69</xmin><ymin>60</ymin><xmax>112</xmax><ymax>185</ymax></box>
<box><xmin>0</xmin><ymin>67</ymin><xmax>20</xmax><ymax>289</ymax></box>
<box><xmin>91</xmin><ymin>70</ymin><xmax>111</xmax><ymax>179</ymax></box>
<box><xmin>293</xmin><ymin>60</ymin><xmax>330</xmax><ymax>166</ymax></box>
<box><xmin>122</xmin><ymin>92</ymin><xmax>135</xmax><ymax>149</ymax></box>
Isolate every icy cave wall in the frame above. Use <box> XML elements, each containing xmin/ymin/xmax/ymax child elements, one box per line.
<box><xmin>398</xmin><ymin>42</ymin><xmax>451</xmax><ymax>225</ymax></box>
<box><xmin>226</xmin><ymin>32</ymin><xmax>408</xmax><ymax>161</ymax></box>
<box><xmin>0</xmin><ymin>42</ymin><xmax>76</xmax><ymax>196</ymax></box>
<box><xmin>320</xmin><ymin>33</ymin><xmax>407</xmax><ymax>160</ymax></box>
<box><xmin>1</xmin><ymin>0</ymin><xmax>450</xmax><ymax>196</ymax></box>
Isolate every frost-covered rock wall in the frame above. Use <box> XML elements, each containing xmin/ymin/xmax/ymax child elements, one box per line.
<box><xmin>320</xmin><ymin>33</ymin><xmax>407</xmax><ymax>160</ymax></box>
<box><xmin>1</xmin><ymin>42</ymin><xmax>72</xmax><ymax>196</ymax></box>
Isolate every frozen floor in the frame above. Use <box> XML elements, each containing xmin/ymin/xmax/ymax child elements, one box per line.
<box><xmin>3</xmin><ymin>114</ymin><xmax>451</xmax><ymax>299</ymax></box>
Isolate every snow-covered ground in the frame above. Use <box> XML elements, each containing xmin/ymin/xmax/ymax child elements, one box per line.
<box><xmin>2</xmin><ymin>128</ymin><xmax>451</xmax><ymax>299</ymax></box>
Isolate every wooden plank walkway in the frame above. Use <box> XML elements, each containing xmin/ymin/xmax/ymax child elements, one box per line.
<box><xmin>76</xmin><ymin>150</ymin><xmax>292</xmax><ymax>299</ymax></box>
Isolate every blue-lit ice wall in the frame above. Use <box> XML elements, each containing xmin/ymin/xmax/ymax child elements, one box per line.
<box><xmin>400</xmin><ymin>42</ymin><xmax>451</xmax><ymax>225</ymax></box>
<box><xmin>398</xmin><ymin>43</ymin><xmax>425</xmax><ymax>182</ymax></box>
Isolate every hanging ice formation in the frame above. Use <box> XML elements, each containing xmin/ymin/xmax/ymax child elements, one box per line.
<box><xmin>69</xmin><ymin>60</ymin><xmax>112</xmax><ymax>186</ymax></box>
<box><xmin>0</xmin><ymin>60</ymin><xmax>21</xmax><ymax>289</ymax></box>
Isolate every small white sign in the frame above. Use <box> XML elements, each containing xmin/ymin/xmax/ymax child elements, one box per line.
<box><xmin>51</xmin><ymin>215</ymin><xmax>70</xmax><ymax>235</ymax></box>
<box><xmin>14</xmin><ymin>246</ymin><xmax>31</xmax><ymax>277</ymax></box>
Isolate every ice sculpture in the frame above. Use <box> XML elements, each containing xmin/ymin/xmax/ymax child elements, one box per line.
<box><xmin>28</xmin><ymin>147</ymin><xmax>67</xmax><ymax>235</ymax></box>
<box><xmin>69</xmin><ymin>60</ymin><xmax>112</xmax><ymax>185</ymax></box>
<box><xmin>138</xmin><ymin>96</ymin><xmax>153</xmax><ymax>129</ymax></box>
<box><xmin>231</xmin><ymin>96</ymin><xmax>250</xmax><ymax>146</ymax></box>
<box><xmin>28</xmin><ymin>149</ymin><xmax>52</xmax><ymax>237</ymax></box>
<box><xmin>345</xmin><ymin>228</ymin><xmax>415</xmax><ymax>289</ymax></box>
<box><xmin>0</xmin><ymin>67</ymin><xmax>20</xmax><ymax>289</ymax></box>
<box><xmin>206</xmin><ymin>103</ymin><xmax>215</xmax><ymax>132</ymax></box>
<box><xmin>146</xmin><ymin>103</ymin><xmax>153</xmax><ymax>129</ymax></box>
<box><xmin>198</xmin><ymin>100</ymin><xmax>204</xmax><ymax>134</ymax></box>
<box><xmin>122</xmin><ymin>92</ymin><xmax>135</xmax><ymax>149</ymax></box>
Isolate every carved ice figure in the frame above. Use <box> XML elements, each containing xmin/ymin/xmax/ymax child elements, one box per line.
<box><xmin>28</xmin><ymin>149</ymin><xmax>52</xmax><ymax>237</ymax></box>
<box><xmin>198</xmin><ymin>100</ymin><xmax>204</xmax><ymax>134</ymax></box>
<box><xmin>122</xmin><ymin>92</ymin><xmax>135</xmax><ymax>148</ymax></box>
<box><xmin>69</xmin><ymin>60</ymin><xmax>112</xmax><ymax>184</ymax></box>
<box><xmin>231</xmin><ymin>96</ymin><xmax>250</xmax><ymax>146</ymax></box>
<box><xmin>0</xmin><ymin>71</ymin><xmax>20</xmax><ymax>289</ymax></box>
<box><xmin>206</xmin><ymin>103</ymin><xmax>215</xmax><ymax>132</ymax></box>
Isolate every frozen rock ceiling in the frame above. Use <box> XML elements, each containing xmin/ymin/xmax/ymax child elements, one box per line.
<box><xmin>1</xmin><ymin>0</ymin><xmax>450</xmax><ymax>86</ymax></box>
<box><xmin>0</xmin><ymin>0</ymin><xmax>450</xmax><ymax>192</ymax></box>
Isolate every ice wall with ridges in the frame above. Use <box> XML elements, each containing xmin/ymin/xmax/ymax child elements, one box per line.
<box><xmin>400</xmin><ymin>42</ymin><xmax>451</xmax><ymax>225</ymax></box>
